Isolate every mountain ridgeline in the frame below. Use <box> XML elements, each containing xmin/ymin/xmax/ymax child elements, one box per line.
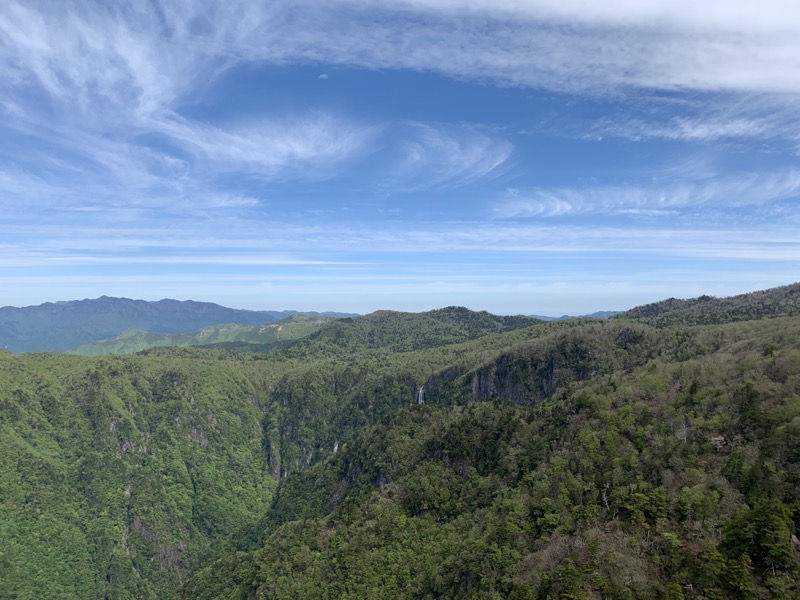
<box><xmin>614</xmin><ymin>282</ymin><xmax>800</xmax><ymax>326</ymax></box>
<box><xmin>283</xmin><ymin>306</ymin><xmax>542</xmax><ymax>357</ymax></box>
<box><xmin>1</xmin><ymin>285</ymin><xmax>799</xmax><ymax>599</ymax></box>
<box><xmin>68</xmin><ymin>315</ymin><xmax>339</xmax><ymax>356</ymax></box>
<box><xmin>0</xmin><ymin>296</ymin><xmax>355</xmax><ymax>353</ymax></box>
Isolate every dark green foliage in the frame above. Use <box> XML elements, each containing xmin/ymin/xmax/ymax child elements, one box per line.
<box><xmin>722</xmin><ymin>499</ymin><xmax>795</xmax><ymax>570</ymax></box>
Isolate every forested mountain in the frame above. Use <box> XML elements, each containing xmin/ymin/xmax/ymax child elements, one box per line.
<box><xmin>68</xmin><ymin>315</ymin><xmax>338</xmax><ymax>356</ymax></box>
<box><xmin>616</xmin><ymin>282</ymin><xmax>800</xmax><ymax>326</ymax></box>
<box><xmin>183</xmin><ymin>315</ymin><xmax>800</xmax><ymax>599</ymax></box>
<box><xmin>283</xmin><ymin>306</ymin><xmax>541</xmax><ymax>357</ymax></box>
<box><xmin>2</xmin><ymin>287</ymin><xmax>799</xmax><ymax>599</ymax></box>
<box><xmin>0</xmin><ymin>296</ymin><xmax>354</xmax><ymax>353</ymax></box>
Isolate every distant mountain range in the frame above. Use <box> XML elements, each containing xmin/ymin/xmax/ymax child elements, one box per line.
<box><xmin>0</xmin><ymin>296</ymin><xmax>355</xmax><ymax>353</ymax></box>
<box><xmin>12</xmin><ymin>284</ymin><xmax>796</xmax><ymax>355</ymax></box>
<box><xmin>68</xmin><ymin>314</ymin><xmax>339</xmax><ymax>356</ymax></box>
<box><xmin>0</xmin><ymin>295</ymin><xmax>619</xmax><ymax>354</ymax></box>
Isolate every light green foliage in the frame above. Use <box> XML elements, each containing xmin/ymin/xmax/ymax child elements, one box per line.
<box><xmin>0</xmin><ymin>352</ymin><xmax>276</xmax><ymax>599</ymax></box>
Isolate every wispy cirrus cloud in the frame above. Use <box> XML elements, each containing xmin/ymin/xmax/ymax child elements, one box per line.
<box><xmin>389</xmin><ymin>123</ymin><xmax>512</xmax><ymax>189</ymax></box>
<box><xmin>584</xmin><ymin>94</ymin><xmax>800</xmax><ymax>145</ymax></box>
<box><xmin>493</xmin><ymin>169</ymin><xmax>800</xmax><ymax>219</ymax></box>
<box><xmin>6</xmin><ymin>1</ymin><xmax>800</xmax><ymax>115</ymax></box>
<box><xmin>150</xmin><ymin>112</ymin><xmax>377</xmax><ymax>181</ymax></box>
<box><xmin>2</xmin><ymin>1</ymin><xmax>799</xmax><ymax>313</ymax></box>
<box><xmin>366</xmin><ymin>0</ymin><xmax>800</xmax><ymax>94</ymax></box>
<box><xmin>3</xmin><ymin>0</ymin><xmax>799</xmax><ymax>174</ymax></box>
<box><xmin>4</xmin><ymin>1</ymin><xmax>535</xmax><ymax>212</ymax></box>
<box><xmin>0</xmin><ymin>1</ymin><xmax>372</xmax><ymax>214</ymax></box>
<box><xmin>4</xmin><ymin>212</ymin><xmax>799</xmax><ymax>264</ymax></box>
<box><xmin>239</xmin><ymin>0</ymin><xmax>800</xmax><ymax>97</ymax></box>
<box><xmin>588</xmin><ymin>115</ymin><xmax>777</xmax><ymax>143</ymax></box>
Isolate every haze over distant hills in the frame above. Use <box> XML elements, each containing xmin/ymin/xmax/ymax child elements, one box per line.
<box><xmin>68</xmin><ymin>315</ymin><xmax>340</xmax><ymax>357</ymax></box>
<box><xmin>0</xmin><ymin>295</ymin><xmax>614</xmax><ymax>354</ymax></box>
<box><xmin>5</xmin><ymin>286</ymin><xmax>800</xmax><ymax>355</ymax></box>
<box><xmin>0</xmin><ymin>296</ymin><xmax>355</xmax><ymax>353</ymax></box>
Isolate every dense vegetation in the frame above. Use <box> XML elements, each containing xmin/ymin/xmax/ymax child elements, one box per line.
<box><xmin>283</xmin><ymin>307</ymin><xmax>541</xmax><ymax>356</ymax></box>
<box><xmin>0</xmin><ymin>351</ymin><xmax>283</xmax><ymax>598</ymax></box>
<box><xmin>616</xmin><ymin>282</ymin><xmax>800</xmax><ymax>326</ymax></box>
<box><xmin>0</xmin><ymin>307</ymin><xmax>542</xmax><ymax>598</ymax></box>
<box><xmin>182</xmin><ymin>315</ymin><xmax>800</xmax><ymax>599</ymax></box>
<box><xmin>2</xmin><ymin>285</ymin><xmax>799</xmax><ymax>598</ymax></box>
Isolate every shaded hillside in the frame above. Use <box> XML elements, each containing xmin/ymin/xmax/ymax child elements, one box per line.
<box><xmin>260</xmin><ymin>317</ymin><xmax>729</xmax><ymax>480</ymax></box>
<box><xmin>68</xmin><ymin>315</ymin><xmax>337</xmax><ymax>356</ymax></box>
<box><xmin>181</xmin><ymin>315</ymin><xmax>800</xmax><ymax>600</ymax></box>
<box><xmin>616</xmin><ymin>282</ymin><xmax>800</xmax><ymax>326</ymax></box>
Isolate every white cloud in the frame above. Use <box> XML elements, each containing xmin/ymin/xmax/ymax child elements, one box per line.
<box><xmin>391</xmin><ymin>123</ymin><xmax>512</xmax><ymax>189</ymax></box>
<box><xmin>249</xmin><ymin>0</ymin><xmax>800</xmax><ymax>95</ymax></box>
<box><xmin>589</xmin><ymin>116</ymin><xmax>777</xmax><ymax>143</ymax></box>
<box><xmin>4</xmin><ymin>215</ymin><xmax>799</xmax><ymax>268</ymax></box>
<box><xmin>493</xmin><ymin>170</ymin><xmax>800</xmax><ymax>218</ymax></box>
<box><xmin>5</xmin><ymin>1</ymin><xmax>800</xmax><ymax>117</ymax></box>
<box><xmin>2</xmin><ymin>0</ymin><xmax>799</xmax><ymax>191</ymax></box>
<box><xmin>151</xmin><ymin>112</ymin><xmax>376</xmax><ymax>180</ymax></box>
<box><xmin>586</xmin><ymin>94</ymin><xmax>800</xmax><ymax>144</ymax></box>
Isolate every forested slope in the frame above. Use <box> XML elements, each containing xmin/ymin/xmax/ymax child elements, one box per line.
<box><xmin>616</xmin><ymin>282</ymin><xmax>800</xmax><ymax>326</ymax></box>
<box><xmin>3</xmin><ymin>290</ymin><xmax>800</xmax><ymax>599</ymax></box>
<box><xmin>0</xmin><ymin>352</ymin><xmax>282</xmax><ymax>598</ymax></box>
<box><xmin>283</xmin><ymin>306</ymin><xmax>540</xmax><ymax>357</ymax></box>
<box><xmin>181</xmin><ymin>316</ymin><xmax>800</xmax><ymax>599</ymax></box>
<box><xmin>1</xmin><ymin>307</ymin><xmax>546</xmax><ymax>598</ymax></box>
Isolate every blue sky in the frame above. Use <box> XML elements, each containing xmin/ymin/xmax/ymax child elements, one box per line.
<box><xmin>1</xmin><ymin>1</ymin><xmax>799</xmax><ymax>315</ymax></box>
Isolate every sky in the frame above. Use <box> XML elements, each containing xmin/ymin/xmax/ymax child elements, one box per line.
<box><xmin>1</xmin><ymin>0</ymin><xmax>799</xmax><ymax>316</ymax></box>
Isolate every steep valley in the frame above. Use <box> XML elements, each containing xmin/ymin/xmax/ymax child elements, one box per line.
<box><xmin>1</xmin><ymin>286</ymin><xmax>799</xmax><ymax>598</ymax></box>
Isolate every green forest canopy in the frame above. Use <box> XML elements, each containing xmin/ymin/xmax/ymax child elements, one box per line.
<box><xmin>1</xmin><ymin>284</ymin><xmax>799</xmax><ymax>598</ymax></box>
